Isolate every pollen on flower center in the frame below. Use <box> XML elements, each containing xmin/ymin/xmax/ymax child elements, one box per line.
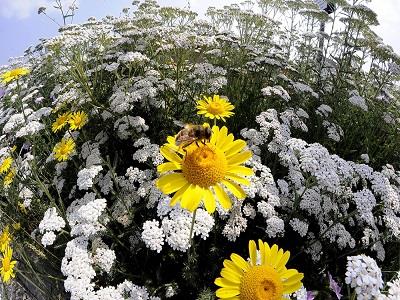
<box><xmin>182</xmin><ymin>145</ymin><xmax>227</xmax><ymax>188</ymax></box>
<box><xmin>208</xmin><ymin>102</ymin><xmax>224</xmax><ymax>114</ymax></box>
<box><xmin>240</xmin><ymin>265</ymin><xmax>284</xmax><ymax>300</ymax></box>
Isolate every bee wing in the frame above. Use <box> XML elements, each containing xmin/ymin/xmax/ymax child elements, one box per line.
<box><xmin>172</xmin><ymin>120</ymin><xmax>186</xmax><ymax>128</ymax></box>
<box><xmin>176</xmin><ymin>136</ymin><xmax>197</xmax><ymax>146</ymax></box>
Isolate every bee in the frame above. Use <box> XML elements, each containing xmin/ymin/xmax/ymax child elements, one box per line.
<box><xmin>175</xmin><ymin>123</ymin><xmax>212</xmax><ymax>149</ymax></box>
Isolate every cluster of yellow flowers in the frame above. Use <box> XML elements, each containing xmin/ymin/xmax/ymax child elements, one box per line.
<box><xmin>0</xmin><ymin>226</ymin><xmax>16</xmax><ymax>284</ymax></box>
<box><xmin>52</xmin><ymin>111</ymin><xmax>88</xmax><ymax>162</ymax></box>
<box><xmin>156</xmin><ymin>95</ymin><xmax>304</xmax><ymax>299</ymax></box>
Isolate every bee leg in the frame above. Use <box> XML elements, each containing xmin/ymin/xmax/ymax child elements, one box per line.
<box><xmin>195</xmin><ymin>141</ymin><xmax>199</xmax><ymax>147</ymax></box>
<box><xmin>201</xmin><ymin>139</ymin><xmax>206</xmax><ymax>145</ymax></box>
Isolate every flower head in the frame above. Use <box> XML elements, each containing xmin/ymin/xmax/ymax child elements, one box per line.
<box><xmin>3</xmin><ymin>168</ymin><xmax>15</xmax><ymax>187</ymax></box>
<box><xmin>0</xmin><ymin>246</ymin><xmax>17</xmax><ymax>283</ymax></box>
<box><xmin>52</xmin><ymin>112</ymin><xmax>71</xmax><ymax>132</ymax></box>
<box><xmin>215</xmin><ymin>240</ymin><xmax>304</xmax><ymax>300</ymax></box>
<box><xmin>156</xmin><ymin>126</ymin><xmax>253</xmax><ymax>213</ymax></box>
<box><xmin>196</xmin><ymin>95</ymin><xmax>235</xmax><ymax>122</ymax></box>
<box><xmin>69</xmin><ymin>111</ymin><xmax>88</xmax><ymax>130</ymax></box>
<box><xmin>345</xmin><ymin>255</ymin><xmax>383</xmax><ymax>299</ymax></box>
<box><xmin>0</xmin><ymin>157</ymin><xmax>13</xmax><ymax>174</ymax></box>
<box><xmin>0</xmin><ymin>227</ymin><xmax>11</xmax><ymax>252</ymax></box>
<box><xmin>0</xmin><ymin>68</ymin><xmax>29</xmax><ymax>83</ymax></box>
<box><xmin>53</xmin><ymin>138</ymin><xmax>76</xmax><ymax>161</ymax></box>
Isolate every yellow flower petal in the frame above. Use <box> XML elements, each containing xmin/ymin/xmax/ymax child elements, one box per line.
<box><xmin>203</xmin><ymin>188</ymin><xmax>216</xmax><ymax>213</ymax></box>
<box><xmin>227</xmin><ymin>151</ymin><xmax>252</xmax><ymax>166</ymax></box>
<box><xmin>276</xmin><ymin>251</ymin><xmax>290</xmax><ymax>272</ymax></box>
<box><xmin>223</xmin><ymin>259</ymin><xmax>244</xmax><ymax>277</ymax></box>
<box><xmin>222</xmin><ymin>180</ymin><xmax>246</xmax><ymax>199</ymax></box>
<box><xmin>156</xmin><ymin>173</ymin><xmax>187</xmax><ymax>194</ymax></box>
<box><xmin>249</xmin><ymin>240</ymin><xmax>257</xmax><ymax>266</ymax></box>
<box><xmin>214</xmin><ymin>277</ymin><xmax>238</xmax><ymax>288</ymax></box>
<box><xmin>213</xmin><ymin>184</ymin><xmax>232</xmax><ymax>210</ymax></box>
<box><xmin>216</xmin><ymin>288</ymin><xmax>240</xmax><ymax>298</ymax></box>
<box><xmin>230</xmin><ymin>253</ymin><xmax>250</xmax><ymax>271</ymax></box>
<box><xmin>157</xmin><ymin>162</ymin><xmax>181</xmax><ymax>173</ymax></box>
<box><xmin>283</xmin><ymin>281</ymin><xmax>303</xmax><ymax>294</ymax></box>
<box><xmin>258</xmin><ymin>239</ymin><xmax>266</xmax><ymax>265</ymax></box>
<box><xmin>225</xmin><ymin>173</ymin><xmax>250</xmax><ymax>186</ymax></box>
<box><xmin>170</xmin><ymin>183</ymin><xmax>190</xmax><ymax>206</ymax></box>
<box><xmin>227</xmin><ymin>166</ymin><xmax>254</xmax><ymax>176</ymax></box>
<box><xmin>160</xmin><ymin>146</ymin><xmax>182</xmax><ymax>164</ymax></box>
<box><xmin>220</xmin><ymin>268</ymin><xmax>241</xmax><ymax>284</ymax></box>
<box><xmin>225</xmin><ymin>139</ymin><xmax>247</xmax><ymax>157</ymax></box>
<box><xmin>180</xmin><ymin>184</ymin><xmax>200</xmax><ymax>212</ymax></box>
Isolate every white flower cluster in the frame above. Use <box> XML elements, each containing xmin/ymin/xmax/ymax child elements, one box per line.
<box><xmin>348</xmin><ymin>89</ymin><xmax>368</xmax><ymax>111</ymax></box>
<box><xmin>379</xmin><ymin>272</ymin><xmax>400</xmax><ymax>300</ymax></box>
<box><xmin>243</xmin><ymin>108</ymin><xmax>400</xmax><ymax>260</ymax></box>
<box><xmin>289</xmin><ymin>218</ymin><xmax>309</xmax><ymax>237</ymax></box>
<box><xmin>66</xmin><ymin>192</ymin><xmax>108</xmax><ymax>237</ymax></box>
<box><xmin>114</xmin><ymin>116</ymin><xmax>149</xmax><ymax>140</ymax></box>
<box><xmin>62</xmin><ymin>237</ymin><xmax>159</xmax><ymax>300</ymax></box>
<box><xmin>38</xmin><ymin>207</ymin><xmax>66</xmax><ymax>247</ymax></box>
<box><xmin>345</xmin><ymin>255</ymin><xmax>383</xmax><ymax>299</ymax></box>
<box><xmin>262</xmin><ymin>85</ymin><xmax>291</xmax><ymax>102</ymax></box>
<box><xmin>77</xmin><ymin>165</ymin><xmax>103</xmax><ymax>190</ymax></box>
<box><xmin>143</xmin><ymin>202</ymin><xmax>215</xmax><ymax>252</ymax></box>
<box><xmin>222</xmin><ymin>205</ymin><xmax>248</xmax><ymax>241</ymax></box>
<box><xmin>93</xmin><ymin>248</ymin><xmax>116</xmax><ymax>273</ymax></box>
<box><xmin>322</xmin><ymin>120</ymin><xmax>344</xmax><ymax>142</ymax></box>
<box><xmin>141</xmin><ymin>220</ymin><xmax>165</xmax><ymax>253</ymax></box>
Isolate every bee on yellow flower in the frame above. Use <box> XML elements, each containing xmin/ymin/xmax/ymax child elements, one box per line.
<box><xmin>0</xmin><ymin>246</ymin><xmax>17</xmax><ymax>283</ymax></box>
<box><xmin>53</xmin><ymin>138</ymin><xmax>76</xmax><ymax>161</ymax></box>
<box><xmin>0</xmin><ymin>226</ymin><xmax>11</xmax><ymax>253</ymax></box>
<box><xmin>0</xmin><ymin>68</ymin><xmax>29</xmax><ymax>84</ymax></box>
<box><xmin>0</xmin><ymin>157</ymin><xmax>13</xmax><ymax>174</ymax></box>
<box><xmin>52</xmin><ymin>112</ymin><xmax>72</xmax><ymax>133</ymax></box>
<box><xmin>69</xmin><ymin>111</ymin><xmax>88</xmax><ymax>130</ymax></box>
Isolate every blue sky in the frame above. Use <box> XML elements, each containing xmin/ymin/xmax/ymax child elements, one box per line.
<box><xmin>0</xmin><ymin>0</ymin><xmax>399</xmax><ymax>66</ymax></box>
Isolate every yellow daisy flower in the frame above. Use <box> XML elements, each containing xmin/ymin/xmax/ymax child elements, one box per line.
<box><xmin>156</xmin><ymin>125</ymin><xmax>253</xmax><ymax>213</ymax></box>
<box><xmin>0</xmin><ymin>68</ymin><xmax>29</xmax><ymax>84</ymax></box>
<box><xmin>196</xmin><ymin>95</ymin><xmax>235</xmax><ymax>122</ymax></box>
<box><xmin>53</xmin><ymin>138</ymin><xmax>76</xmax><ymax>161</ymax></box>
<box><xmin>69</xmin><ymin>111</ymin><xmax>88</xmax><ymax>130</ymax></box>
<box><xmin>3</xmin><ymin>168</ymin><xmax>15</xmax><ymax>187</ymax></box>
<box><xmin>52</xmin><ymin>112</ymin><xmax>71</xmax><ymax>132</ymax></box>
<box><xmin>215</xmin><ymin>240</ymin><xmax>304</xmax><ymax>300</ymax></box>
<box><xmin>0</xmin><ymin>245</ymin><xmax>17</xmax><ymax>283</ymax></box>
<box><xmin>0</xmin><ymin>227</ymin><xmax>11</xmax><ymax>252</ymax></box>
<box><xmin>0</xmin><ymin>157</ymin><xmax>13</xmax><ymax>174</ymax></box>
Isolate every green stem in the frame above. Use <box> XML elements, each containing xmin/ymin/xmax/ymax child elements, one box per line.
<box><xmin>188</xmin><ymin>208</ymin><xmax>197</xmax><ymax>255</ymax></box>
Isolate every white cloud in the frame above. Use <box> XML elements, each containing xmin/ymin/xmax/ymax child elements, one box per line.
<box><xmin>0</xmin><ymin>0</ymin><xmax>78</xmax><ymax>19</ymax></box>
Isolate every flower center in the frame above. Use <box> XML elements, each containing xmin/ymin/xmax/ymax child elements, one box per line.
<box><xmin>207</xmin><ymin>102</ymin><xmax>224</xmax><ymax>115</ymax></box>
<box><xmin>240</xmin><ymin>265</ymin><xmax>284</xmax><ymax>300</ymax></box>
<box><xmin>182</xmin><ymin>145</ymin><xmax>227</xmax><ymax>188</ymax></box>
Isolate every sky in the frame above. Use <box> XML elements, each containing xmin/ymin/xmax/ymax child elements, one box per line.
<box><xmin>0</xmin><ymin>0</ymin><xmax>399</xmax><ymax>66</ymax></box>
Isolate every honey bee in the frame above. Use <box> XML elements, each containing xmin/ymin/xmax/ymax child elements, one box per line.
<box><xmin>175</xmin><ymin>123</ymin><xmax>212</xmax><ymax>149</ymax></box>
